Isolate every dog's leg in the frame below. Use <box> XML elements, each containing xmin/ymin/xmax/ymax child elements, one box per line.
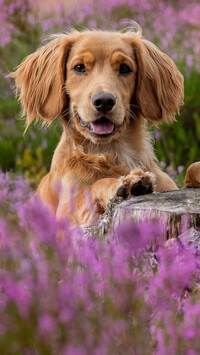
<box><xmin>55</xmin><ymin>168</ymin><xmax>156</xmax><ymax>225</ymax></box>
<box><xmin>91</xmin><ymin>168</ymin><xmax>156</xmax><ymax>207</ymax></box>
<box><xmin>150</xmin><ymin>166</ymin><xmax>178</xmax><ymax>192</ymax></box>
<box><xmin>184</xmin><ymin>162</ymin><xmax>200</xmax><ymax>188</ymax></box>
<box><xmin>72</xmin><ymin>168</ymin><xmax>156</xmax><ymax>224</ymax></box>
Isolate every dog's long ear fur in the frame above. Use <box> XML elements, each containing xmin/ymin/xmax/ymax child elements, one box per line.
<box><xmin>133</xmin><ymin>38</ymin><xmax>184</xmax><ymax>122</ymax></box>
<box><xmin>11</xmin><ymin>33</ymin><xmax>78</xmax><ymax>125</ymax></box>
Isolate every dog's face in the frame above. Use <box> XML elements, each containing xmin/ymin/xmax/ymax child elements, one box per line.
<box><xmin>11</xmin><ymin>27</ymin><xmax>184</xmax><ymax>145</ymax></box>
<box><xmin>66</xmin><ymin>32</ymin><xmax>137</xmax><ymax>143</ymax></box>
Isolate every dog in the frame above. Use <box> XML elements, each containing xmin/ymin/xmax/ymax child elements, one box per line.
<box><xmin>11</xmin><ymin>25</ymin><xmax>200</xmax><ymax>224</ymax></box>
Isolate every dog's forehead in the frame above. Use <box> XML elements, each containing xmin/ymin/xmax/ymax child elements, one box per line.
<box><xmin>70</xmin><ymin>31</ymin><xmax>134</xmax><ymax>58</ymax></box>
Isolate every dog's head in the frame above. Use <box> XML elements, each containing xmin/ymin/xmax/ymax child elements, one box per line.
<box><xmin>11</xmin><ymin>25</ymin><xmax>184</xmax><ymax>144</ymax></box>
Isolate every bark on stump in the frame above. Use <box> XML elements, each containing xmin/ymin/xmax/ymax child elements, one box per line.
<box><xmin>112</xmin><ymin>189</ymin><xmax>200</xmax><ymax>239</ymax></box>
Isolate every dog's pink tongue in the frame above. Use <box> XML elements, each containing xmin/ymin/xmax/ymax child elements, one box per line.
<box><xmin>90</xmin><ymin>118</ymin><xmax>114</xmax><ymax>135</ymax></box>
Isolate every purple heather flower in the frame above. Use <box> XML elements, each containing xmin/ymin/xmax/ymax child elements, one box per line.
<box><xmin>177</xmin><ymin>165</ymin><xmax>185</xmax><ymax>174</ymax></box>
<box><xmin>39</xmin><ymin>314</ymin><xmax>56</xmax><ymax>335</ymax></box>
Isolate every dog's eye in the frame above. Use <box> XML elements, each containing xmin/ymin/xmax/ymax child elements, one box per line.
<box><xmin>119</xmin><ymin>64</ymin><xmax>132</xmax><ymax>75</ymax></box>
<box><xmin>74</xmin><ymin>64</ymin><xmax>86</xmax><ymax>73</ymax></box>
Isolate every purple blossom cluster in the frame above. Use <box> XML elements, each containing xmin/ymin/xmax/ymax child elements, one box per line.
<box><xmin>69</xmin><ymin>0</ymin><xmax>200</xmax><ymax>72</ymax></box>
<box><xmin>0</xmin><ymin>172</ymin><xmax>200</xmax><ymax>354</ymax></box>
<box><xmin>0</xmin><ymin>0</ymin><xmax>31</xmax><ymax>47</ymax></box>
<box><xmin>1</xmin><ymin>0</ymin><xmax>200</xmax><ymax>73</ymax></box>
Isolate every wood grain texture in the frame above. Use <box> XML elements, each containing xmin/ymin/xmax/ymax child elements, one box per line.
<box><xmin>92</xmin><ymin>189</ymin><xmax>200</xmax><ymax>238</ymax></box>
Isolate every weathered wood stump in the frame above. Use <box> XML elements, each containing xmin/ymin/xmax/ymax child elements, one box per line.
<box><xmin>98</xmin><ymin>189</ymin><xmax>200</xmax><ymax>239</ymax></box>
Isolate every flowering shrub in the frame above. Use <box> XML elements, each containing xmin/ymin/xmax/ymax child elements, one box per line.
<box><xmin>1</xmin><ymin>172</ymin><xmax>200</xmax><ymax>354</ymax></box>
<box><xmin>0</xmin><ymin>0</ymin><xmax>31</xmax><ymax>47</ymax></box>
<box><xmin>68</xmin><ymin>0</ymin><xmax>200</xmax><ymax>73</ymax></box>
<box><xmin>0</xmin><ymin>0</ymin><xmax>200</xmax><ymax>183</ymax></box>
<box><xmin>1</xmin><ymin>0</ymin><xmax>200</xmax><ymax>72</ymax></box>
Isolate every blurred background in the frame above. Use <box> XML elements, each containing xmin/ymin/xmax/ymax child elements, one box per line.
<box><xmin>0</xmin><ymin>0</ymin><xmax>199</xmax><ymax>187</ymax></box>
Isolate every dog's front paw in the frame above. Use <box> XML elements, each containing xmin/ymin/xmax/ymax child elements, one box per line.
<box><xmin>116</xmin><ymin>168</ymin><xmax>156</xmax><ymax>199</ymax></box>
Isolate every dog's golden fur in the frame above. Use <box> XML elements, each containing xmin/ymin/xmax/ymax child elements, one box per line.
<box><xmin>11</xmin><ymin>26</ymin><xmax>199</xmax><ymax>224</ymax></box>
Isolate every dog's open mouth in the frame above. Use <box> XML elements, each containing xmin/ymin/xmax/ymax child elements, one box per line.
<box><xmin>76</xmin><ymin>114</ymin><xmax>115</xmax><ymax>136</ymax></box>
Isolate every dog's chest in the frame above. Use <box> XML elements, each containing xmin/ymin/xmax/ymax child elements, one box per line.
<box><xmin>112</xmin><ymin>142</ymin><xmax>139</xmax><ymax>170</ymax></box>
<box><xmin>88</xmin><ymin>140</ymin><xmax>139</xmax><ymax>171</ymax></box>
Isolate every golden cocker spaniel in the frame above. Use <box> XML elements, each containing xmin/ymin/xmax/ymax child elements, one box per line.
<box><xmin>11</xmin><ymin>25</ymin><xmax>200</xmax><ymax>224</ymax></box>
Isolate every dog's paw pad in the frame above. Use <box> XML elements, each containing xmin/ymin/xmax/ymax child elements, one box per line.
<box><xmin>130</xmin><ymin>177</ymin><xmax>153</xmax><ymax>196</ymax></box>
<box><xmin>112</xmin><ymin>170</ymin><xmax>155</xmax><ymax>203</ymax></box>
<box><xmin>116</xmin><ymin>185</ymin><xmax>129</xmax><ymax>199</ymax></box>
<box><xmin>130</xmin><ymin>180</ymin><xmax>143</xmax><ymax>196</ymax></box>
<box><xmin>130</xmin><ymin>173</ymin><xmax>155</xmax><ymax>196</ymax></box>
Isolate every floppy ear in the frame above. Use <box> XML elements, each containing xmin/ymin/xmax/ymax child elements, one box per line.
<box><xmin>11</xmin><ymin>34</ymin><xmax>78</xmax><ymax>125</ymax></box>
<box><xmin>134</xmin><ymin>39</ymin><xmax>184</xmax><ymax>122</ymax></box>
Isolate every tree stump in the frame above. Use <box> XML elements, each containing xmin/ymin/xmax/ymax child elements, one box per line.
<box><xmin>90</xmin><ymin>189</ymin><xmax>200</xmax><ymax>240</ymax></box>
<box><xmin>111</xmin><ymin>189</ymin><xmax>200</xmax><ymax>239</ymax></box>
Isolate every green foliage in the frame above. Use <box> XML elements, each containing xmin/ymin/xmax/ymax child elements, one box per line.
<box><xmin>16</xmin><ymin>147</ymin><xmax>49</xmax><ymax>186</ymax></box>
<box><xmin>0</xmin><ymin>98</ymin><xmax>60</xmax><ymax>186</ymax></box>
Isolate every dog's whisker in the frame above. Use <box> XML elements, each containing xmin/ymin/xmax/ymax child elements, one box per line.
<box><xmin>52</xmin><ymin>119</ymin><xmax>61</xmax><ymax>131</ymax></box>
<box><xmin>68</xmin><ymin>117</ymin><xmax>75</xmax><ymax>127</ymax></box>
<box><xmin>129</xmin><ymin>103</ymin><xmax>141</xmax><ymax>110</ymax></box>
<box><xmin>62</xmin><ymin>107</ymin><xmax>71</xmax><ymax>116</ymax></box>
<box><xmin>126</xmin><ymin>108</ymin><xmax>137</xmax><ymax>121</ymax></box>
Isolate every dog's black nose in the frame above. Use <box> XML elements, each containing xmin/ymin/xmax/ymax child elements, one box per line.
<box><xmin>92</xmin><ymin>92</ymin><xmax>116</xmax><ymax>112</ymax></box>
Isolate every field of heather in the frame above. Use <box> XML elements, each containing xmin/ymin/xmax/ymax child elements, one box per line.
<box><xmin>1</xmin><ymin>0</ymin><xmax>200</xmax><ymax>184</ymax></box>
<box><xmin>1</xmin><ymin>173</ymin><xmax>200</xmax><ymax>354</ymax></box>
<box><xmin>0</xmin><ymin>0</ymin><xmax>200</xmax><ymax>353</ymax></box>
